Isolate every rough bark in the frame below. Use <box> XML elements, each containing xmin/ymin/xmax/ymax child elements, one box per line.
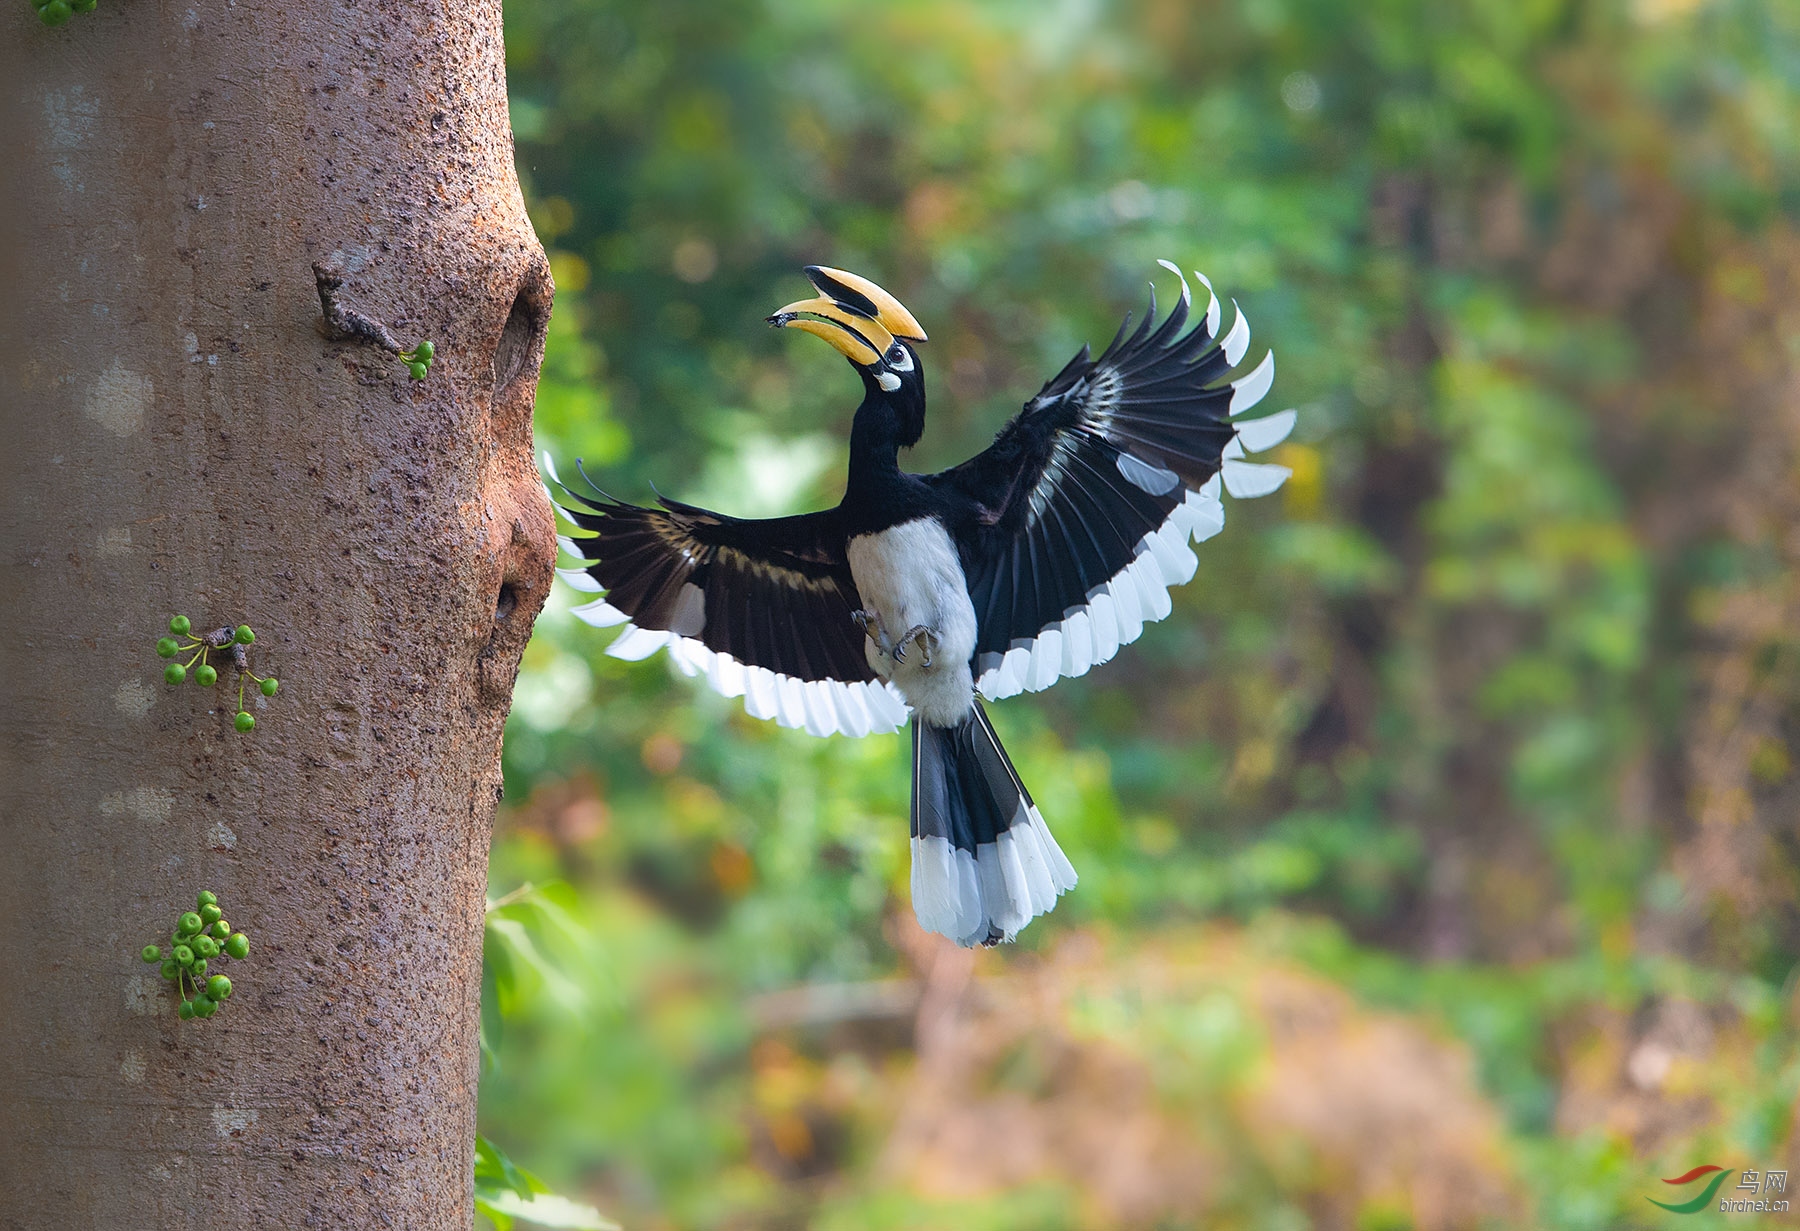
<box><xmin>0</xmin><ymin>3</ymin><xmax>553</xmax><ymax>1227</ymax></box>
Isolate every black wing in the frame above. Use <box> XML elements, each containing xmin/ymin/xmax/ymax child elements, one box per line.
<box><xmin>924</xmin><ymin>263</ymin><xmax>1293</xmax><ymax>699</ymax></box>
<box><xmin>551</xmin><ymin>466</ymin><xmax>908</xmax><ymax>737</ymax></box>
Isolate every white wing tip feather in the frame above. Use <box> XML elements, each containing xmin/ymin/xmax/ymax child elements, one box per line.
<box><xmin>556</xmin><ymin>566</ymin><xmax>604</xmax><ymax>593</ymax></box>
<box><xmin>1221</xmin><ymin>301</ymin><xmax>1250</xmax><ymax>366</ymax></box>
<box><xmin>1228</xmin><ymin>350</ymin><xmax>1276</xmax><ymax>416</ymax></box>
<box><xmin>605</xmin><ymin>626</ymin><xmax>906</xmax><ymax>739</ymax></box>
<box><xmin>1234</xmin><ymin>407</ymin><xmax>1297</xmax><ymax>452</ymax></box>
<box><xmin>1194</xmin><ymin>271</ymin><xmax>1221</xmax><ymax>337</ymax></box>
<box><xmin>1154</xmin><ymin>259</ymin><xmax>1192</xmax><ymax>312</ymax></box>
<box><xmin>1222</xmin><ymin>460</ymin><xmax>1292</xmax><ymax>499</ymax></box>
<box><xmin>973</xmin><ymin>470</ymin><xmax>1243</xmax><ymax>700</ymax></box>
<box><xmin>570</xmin><ymin>597</ymin><xmax>630</xmax><ymax>627</ymax></box>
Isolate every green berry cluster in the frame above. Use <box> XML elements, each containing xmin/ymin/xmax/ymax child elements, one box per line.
<box><xmin>33</xmin><ymin>0</ymin><xmax>97</xmax><ymax>26</ymax></box>
<box><xmin>140</xmin><ymin>890</ymin><xmax>250</xmax><ymax>1021</ymax></box>
<box><xmin>400</xmin><ymin>339</ymin><xmax>435</xmax><ymax>381</ymax></box>
<box><xmin>157</xmin><ymin>616</ymin><xmax>279</xmax><ymax>733</ymax></box>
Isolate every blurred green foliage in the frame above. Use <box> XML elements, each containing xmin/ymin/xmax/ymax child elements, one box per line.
<box><xmin>485</xmin><ymin>0</ymin><xmax>1800</xmax><ymax>1226</ymax></box>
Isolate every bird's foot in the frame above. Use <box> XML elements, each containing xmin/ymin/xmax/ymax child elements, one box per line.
<box><xmin>892</xmin><ymin>624</ymin><xmax>939</xmax><ymax>668</ymax></box>
<box><xmin>849</xmin><ymin>611</ymin><xmax>892</xmax><ymax>658</ymax></box>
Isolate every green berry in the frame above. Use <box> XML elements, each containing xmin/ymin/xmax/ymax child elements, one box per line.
<box><xmin>197</xmin><ymin>935</ymin><xmax>221</xmax><ymax>958</ymax></box>
<box><xmin>210</xmin><ymin>919</ymin><xmax>230</xmax><ymax>939</ymax></box>
<box><xmin>160</xmin><ymin>959</ymin><xmax>179</xmax><ymax>980</ymax></box>
<box><xmin>234</xmin><ymin>625</ymin><xmax>255</xmax><ymax>645</ymax></box>
<box><xmin>164</xmin><ymin>663</ymin><xmax>187</xmax><ymax>685</ymax></box>
<box><xmin>195</xmin><ymin>664</ymin><xmax>218</xmax><ymax>687</ymax></box>
<box><xmin>170</xmin><ymin>616</ymin><xmax>191</xmax><ymax>635</ymax></box>
<box><xmin>71</xmin><ymin>0</ymin><xmax>95</xmax><ymax>10</ymax></box>
<box><xmin>407</xmin><ymin>360</ymin><xmax>428</xmax><ymax>381</ymax></box>
<box><xmin>179</xmin><ymin>912</ymin><xmax>203</xmax><ymax>935</ymax></box>
<box><xmin>140</xmin><ymin>944</ymin><xmax>161</xmax><ymax>963</ymax></box>
<box><xmin>172</xmin><ymin>944</ymin><xmax>193</xmax><ymax>965</ymax></box>
<box><xmin>260</xmin><ymin>677</ymin><xmax>280</xmax><ymax>697</ymax></box>
<box><xmin>234</xmin><ymin>711</ymin><xmax>255</xmax><ymax>733</ymax></box>
<box><xmin>197</xmin><ymin>890</ymin><xmax>218</xmax><ymax>908</ymax></box>
<box><xmin>178</xmin><ymin>1000</ymin><xmax>196</xmax><ymax>1020</ymax></box>
<box><xmin>200</xmin><ymin>904</ymin><xmax>222</xmax><ymax>925</ymax></box>
<box><xmin>225</xmin><ymin>933</ymin><xmax>249</xmax><ymax>960</ymax></box>
<box><xmin>416</xmin><ymin>340</ymin><xmax>435</xmax><ymax>362</ymax></box>
<box><xmin>206</xmin><ymin>975</ymin><xmax>232</xmax><ymax>1000</ymax></box>
<box><xmin>40</xmin><ymin>1</ymin><xmax>72</xmax><ymax>25</ymax></box>
<box><xmin>192</xmin><ymin>995</ymin><xmax>217</xmax><ymax>1018</ymax></box>
<box><xmin>156</xmin><ymin>638</ymin><xmax>179</xmax><ymax>659</ymax></box>
<box><xmin>190</xmin><ymin>957</ymin><xmax>207</xmax><ymax>977</ymax></box>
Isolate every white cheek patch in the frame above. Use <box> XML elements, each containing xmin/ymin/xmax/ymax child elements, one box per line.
<box><xmin>876</xmin><ymin>371</ymin><xmax>902</xmax><ymax>392</ymax></box>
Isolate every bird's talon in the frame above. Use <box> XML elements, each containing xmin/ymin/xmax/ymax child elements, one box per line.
<box><xmin>898</xmin><ymin>624</ymin><xmax>939</xmax><ymax>668</ymax></box>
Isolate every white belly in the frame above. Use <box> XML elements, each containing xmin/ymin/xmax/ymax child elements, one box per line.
<box><xmin>846</xmin><ymin>517</ymin><xmax>978</xmax><ymax>727</ymax></box>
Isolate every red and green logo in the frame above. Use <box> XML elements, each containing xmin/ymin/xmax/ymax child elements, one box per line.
<box><xmin>1651</xmin><ymin>1165</ymin><xmax>1735</xmax><ymax>1214</ymax></box>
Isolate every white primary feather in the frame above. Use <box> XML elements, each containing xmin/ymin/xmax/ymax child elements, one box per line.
<box><xmin>605</xmin><ymin>624</ymin><xmax>670</xmax><ymax>661</ymax></box>
<box><xmin>1221</xmin><ymin>302</ymin><xmax>1250</xmax><ymax>366</ymax></box>
<box><xmin>1234</xmin><ymin>407</ymin><xmax>1297</xmax><ymax>452</ymax></box>
<box><xmin>774</xmin><ymin>675</ymin><xmax>808</xmax><ymax>730</ymax></box>
<box><xmin>975</xmin><ymin>463</ymin><xmax>1287</xmax><ymax>701</ymax></box>
<box><xmin>669</xmin><ymin>633</ymin><xmax>907</xmax><ymax>741</ymax></box>
<box><xmin>1228</xmin><ymin>350</ymin><xmax>1275</xmax><ymax>416</ymax></box>
<box><xmin>555</xmin><ymin>497</ymin><xmax>909</xmax><ymax>737</ymax></box>
<box><xmin>570</xmin><ymin>597</ymin><xmax>630</xmax><ymax>627</ymax></box>
<box><xmin>1194</xmin><ymin>270</ymin><xmax>1222</xmax><ymax>337</ymax></box>
<box><xmin>1059</xmin><ymin>609</ymin><xmax>1095</xmax><ymax>679</ymax></box>
<box><xmin>1027</xmin><ymin>627</ymin><xmax>1064</xmax><ymax>693</ymax></box>
<box><xmin>1222</xmin><ymin>461</ymin><xmax>1292</xmax><ymax>499</ymax></box>
<box><xmin>1116</xmin><ymin>450</ymin><xmax>1181</xmax><ymax>495</ymax></box>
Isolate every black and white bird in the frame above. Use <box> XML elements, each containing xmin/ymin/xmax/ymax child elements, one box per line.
<box><xmin>548</xmin><ymin>262</ymin><xmax>1293</xmax><ymax>947</ymax></box>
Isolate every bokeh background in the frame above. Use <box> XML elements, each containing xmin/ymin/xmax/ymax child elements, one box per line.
<box><xmin>480</xmin><ymin>1</ymin><xmax>1800</xmax><ymax>1227</ymax></box>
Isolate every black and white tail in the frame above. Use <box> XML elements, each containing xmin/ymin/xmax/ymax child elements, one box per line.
<box><xmin>910</xmin><ymin>703</ymin><xmax>1078</xmax><ymax>947</ymax></box>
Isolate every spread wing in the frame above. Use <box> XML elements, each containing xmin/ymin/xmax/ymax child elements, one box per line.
<box><xmin>548</xmin><ymin>458</ymin><xmax>908</xmax><ymax>738</ymax></box>
<box><xmin>924</xmin><ymin>262</ymin><xmax>1295</xmax><ymax>700</ymax></box>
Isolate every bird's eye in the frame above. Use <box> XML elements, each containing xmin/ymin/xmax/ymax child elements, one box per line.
<box><xmin>886</xmin><ymin>344</ymin><xmax>914</xmax><ymax>373</ymax></box>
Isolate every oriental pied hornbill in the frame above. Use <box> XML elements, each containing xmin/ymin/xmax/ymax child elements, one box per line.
<box><xmin>549</xmin><ymin>262</ymin><xmax>1293</xmax><ymax>947</ymax></box>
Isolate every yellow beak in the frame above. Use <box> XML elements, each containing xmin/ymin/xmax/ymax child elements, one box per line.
<box><xmin>767</xmin><ymin>295</ymin><xmax>895</xmax><ymax>366</ymax></box>
<box><xmin>804</xmin><ymin>266</ymin><xmax>928</xmax><ymax>342</ymax></box>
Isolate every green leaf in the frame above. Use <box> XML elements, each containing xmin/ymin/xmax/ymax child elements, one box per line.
<box><xmin>474</xmin><ymin>1135</ymin><xmax>614</xmax><ymax>1231</ymax></box>
<box><xmin>476</xmin><ymin>1189</ymin><xmax>617</xmax><ymax>1231</ymax></box>
<box><xmin>486</xmin><ymin>917</ymin><xmax>585</xmax><ymax>1013</ymax></box>
<box><xmin>480</xmin><ymin>957</ymin><xmax>505</xmax><ymax>1072</ymax></box>
<box><xmin>475</xmin><ymin>1133</ymin><xmax>536</xmax><ymax>1201</ymax></box>
<box><xmin>483</xmin><ymin>882</ymin><xmax>593</xmax><ymax>1017</ymax></box>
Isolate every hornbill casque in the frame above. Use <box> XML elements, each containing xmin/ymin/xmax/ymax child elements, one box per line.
<box><xmin>548</xmin><ymin>262</ymin><xmax>1294</xmax><ymax>947</ymax></box>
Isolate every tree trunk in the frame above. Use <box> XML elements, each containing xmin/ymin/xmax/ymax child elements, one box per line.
<box><xmin>0</xmin><ymin>3</ymin><xmax>553</xmax><ymax>1226</ymax></box>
